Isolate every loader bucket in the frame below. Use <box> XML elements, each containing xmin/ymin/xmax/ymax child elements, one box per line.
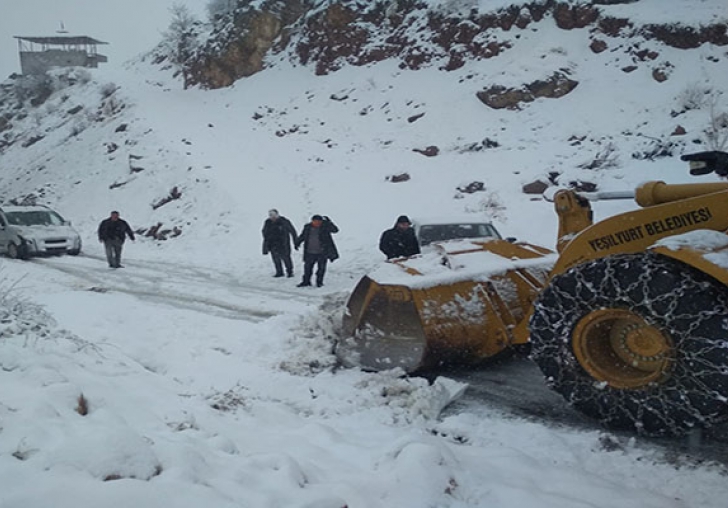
<box><xmin>337</xmin><ymin>239</ymin><xmax>556</xmax><ymax>373</ymax></box>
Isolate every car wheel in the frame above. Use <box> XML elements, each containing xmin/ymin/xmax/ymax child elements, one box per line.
<box><xmin>68</xmin><ymin>249</ymin><xmax>80</xmax><ymax>256</ymax></box>
<box><xmin>530</xmin><ymin>252</ymin><xmax>728</xmax><ymax>437</ymax></box>
<box><xmin>7</xmin><ymin>242</ymin><xmax>28</xmax><ymax>260</ymax></box>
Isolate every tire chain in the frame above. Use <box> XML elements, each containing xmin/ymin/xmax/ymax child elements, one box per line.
<box><xmin>530</xmin><ymin>252</ymin><xmax>728</xmax><ymax>436</ymax></box>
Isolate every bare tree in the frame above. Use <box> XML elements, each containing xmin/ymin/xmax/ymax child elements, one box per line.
<box><xmin>161</xmin><ymin>4</ymin><xmax>201</xmax><ymax>85</ymax></box>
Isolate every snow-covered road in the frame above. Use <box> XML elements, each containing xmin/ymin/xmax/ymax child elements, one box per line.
<box><xmin>1</xmin><ymin>253</ymin><xmax>726</xmax><ymax>508</ymax></box>
<box><xmin>27</xmin><ymin>254</ymin><xmax>320</xmax><ymax>321</ymax></box>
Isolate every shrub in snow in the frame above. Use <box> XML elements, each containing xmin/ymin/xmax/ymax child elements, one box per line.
<box><xmin>676</xmin><ymin>83</ymin><xmax>710</xmax><ymax>111</ymax></box>
<box><xmin>69</xmin><ymin>117</ymin><xmax>89</xmax><ymax>137</ymax></box>
<box><xmin>703</xmin><ymin>94</ymin><xmax>728</xmax><ymax>151</ymax></box>
<box><xmin>578</xmin><ymin>142</ymin><xmax>620</xmax><ymax>170</ymax></box>
<box><xmin>12</xmin><ymin>75</ymin><xmax>53</xmax><ymax>106</ymax></box>
<box><xmin>465</xmin><ymin>191</ymin><xmax>506</xmax><ymax>220</ymax></box>
<box><xmin>99</xmin><ymin>82</ymin><xmax>118</xmax><ymax>99</ymax></box>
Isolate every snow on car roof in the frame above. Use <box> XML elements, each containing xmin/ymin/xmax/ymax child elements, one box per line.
<box><xmin>1</xmin><ymin>205</ymin><xmax>52</xmax><ymax>213</ymax></box>
<box><xmin>412</xmin><ymin>216</ymin><xmax>495</xmax><ymax>226</ymax></box>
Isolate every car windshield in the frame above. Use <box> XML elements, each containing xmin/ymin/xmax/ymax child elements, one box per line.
<box><xmin>418</xmin><ymin>223</ymin><xmax>500</xmax><ymax>246</ymax></box>
<box><xmin>5</xmin><ymin>210</ymin><xmax>65</xmax><ymax>227</ymax></box>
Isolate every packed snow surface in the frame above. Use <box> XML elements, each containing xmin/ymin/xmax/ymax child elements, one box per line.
<box><xmin>1</xmin><ymin>1</ymin><xmax>728</xmax><ymax>506</ymax></box>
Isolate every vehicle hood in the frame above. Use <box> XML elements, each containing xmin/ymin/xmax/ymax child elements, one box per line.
<box><xmin>11</xmin><ymin>224</ymin><xmax>80</xmax><ymax>239</ymax></box>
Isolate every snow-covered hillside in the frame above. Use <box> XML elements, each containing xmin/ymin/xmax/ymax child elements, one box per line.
<box><xmin>0</xmin><ymin>0</ymin><xmax>727</xmax><ymax>506</ymax></box>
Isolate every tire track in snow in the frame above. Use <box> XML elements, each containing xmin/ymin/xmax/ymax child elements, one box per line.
<box><xmin>29</xmin><ymin>255</ymin><xmax>319</xmax><ymax>322</ymax></box>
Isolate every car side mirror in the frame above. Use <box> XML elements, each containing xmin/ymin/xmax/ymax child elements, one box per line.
<box><xmin>506</xmin><ymin>237</ymin><xmax>517</xmax><ymax>243</ymax></box>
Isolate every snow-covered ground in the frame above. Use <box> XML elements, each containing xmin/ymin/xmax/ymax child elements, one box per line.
<box><xmin>1</xmin><ymin>2</ymin><xmax>728</xmax><ymax>506</ymax></box>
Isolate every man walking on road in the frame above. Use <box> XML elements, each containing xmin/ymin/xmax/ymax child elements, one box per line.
<box><xmin>98</xmin><ymin>211</ymin><xmax>135</xmax><ymax>268</ymax></box>
<box><xmin>262</xmin><ymin>209</ymin><xmax>298</xmax><ymax>278</ymax></box>
<box><xmin>295</xmin><ymin>215</ymin><xmax>339</xmax><ymax>287</ymax></box>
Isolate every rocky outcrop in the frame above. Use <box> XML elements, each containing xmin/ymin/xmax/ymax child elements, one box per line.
<box><xmin>188</xmin><ymin>11</ymin><xmax>284</xmax><ymax>88</ymax></box>
<box><xmin>643</xmin><ymin>23</ymin><xmax>728</xmax><ymax>49</ymax></box>
<box><xmin>553</xmin><ymin>3</ymin><xmax>599</xmax><ymax>30</ymax></box>
<box><xmin>477</xmin><ymin>72</ymin><xmax>578</xmax><ymax>110</ymax></box>
<box><xmin>181</xmin><ymin>0</ymin><xmax>728</xmax><ymax>88</ymax></box>
<box><xmin>187</xmin><ymin>1</ymin><xmax>307</xmax><ymax>88</ymax></box>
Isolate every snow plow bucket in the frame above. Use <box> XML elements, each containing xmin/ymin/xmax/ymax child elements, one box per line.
<box><xmin>337</xmin><ymin>239</ymin><xmax>556</xmax><ymax>373</ymax></box>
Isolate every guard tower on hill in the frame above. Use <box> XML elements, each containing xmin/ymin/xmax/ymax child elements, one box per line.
<box><xmin>13</xmin><ymin>35</ymin><xmax>108</xmax><ymax>75</ymax></box>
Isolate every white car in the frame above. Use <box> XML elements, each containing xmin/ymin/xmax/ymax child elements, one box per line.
<box><xmin>0</xmin><ymin>205</ymin><xmax>82</xmax><ymax>259</ymax></box>
<box><xmin>412</xmin><ymin>217</ymin><xmax>507</xmax><ymax>248</ymax></box>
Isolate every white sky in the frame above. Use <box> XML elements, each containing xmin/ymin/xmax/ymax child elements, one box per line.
<box><xmin>0</xmin><ymin>0</ymin><xmax>204</xmax><ymax>79</ymax></box>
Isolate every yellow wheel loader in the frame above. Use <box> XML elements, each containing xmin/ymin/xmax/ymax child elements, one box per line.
<box><xmin>338</xmin><ymin>151</ymin><xmax>728</xmax><ymax>436</ymax></box>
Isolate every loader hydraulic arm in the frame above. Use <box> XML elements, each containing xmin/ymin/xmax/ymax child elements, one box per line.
<box><xmin>553</xmin><ymin>190</ymin><xmax>593</xmax><ymax>254</ymax></box>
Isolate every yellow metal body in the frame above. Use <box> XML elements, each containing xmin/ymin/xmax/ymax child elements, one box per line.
<box><xmin>341</xmin><ymin>180</ymin><xmax>728</xmax><ymax>374</ymax></box>
<box><xmin>339</xmin><ymin>241</ymin><xmax>553</xmax><ymax>372</ymax></box>
<box><xmin>571</xmin><ymin>308</ymin><xmax>674</xmax><ymax>389</ymax></box>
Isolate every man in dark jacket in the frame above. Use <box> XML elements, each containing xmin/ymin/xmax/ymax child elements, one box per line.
<box><xmin>262</xmin><ymin>209</ymin><xmax>298</xmax><ymax>278</ymax></box>
<box><xmin>98</xmin><ymin>211</ymin><xmax>135</xmax><ymax>268</ymax></box>
<box><xmin>295</xmin><ymin>215</ymin><xmax>339</xmax><ymax>287</ymax></box>
<box><xmin>379</xmin><ymin>215</ymin><xmax>420</xmax><ymax>259</ymax></box>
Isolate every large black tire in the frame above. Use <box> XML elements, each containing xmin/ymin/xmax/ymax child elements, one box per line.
<box><xmin>530</xmin><ymin>252</ymin><xmax>728</xmax><ymax>436</ymax></box>
<box><xmin>6</xmin><ymin>242</ymin><xmax>28</xmax><ymax>260</ymax></box>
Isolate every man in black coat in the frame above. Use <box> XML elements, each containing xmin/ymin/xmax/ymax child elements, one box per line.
<box><xmin>262</xmin><ymin>209</ymin><xmax>298</xmax><ymax>278</ymax></box>
<box><xmin>295</xmin><ymin>214</ymin><xmax>339</xmax><ymax>287</ymax></box>
<box><xmin>379</xmin><ymin>215</ymin><xmax>420</xmax><ymax>259</ymax></box>
<box><xmin>98</xmin><ymin>211</ymin><xmax>135</xmax><ymax>268</ymax></box>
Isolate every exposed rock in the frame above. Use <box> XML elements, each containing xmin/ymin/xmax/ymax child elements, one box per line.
<box><xmin>634</xmin><ymin>49</ymin><xmax>659</xmax><ymax>61</ymax></box>
<box><xmin>569</xmin><ymin>180</ymin><xmax>598</xmax><ymax>192</ymax></box>
<box><xmin>408</xmin><ymin>112</ymin><xmax>425</xmax><ymax>123</ymax></box>
<box><xmin>652</xmin><ymin>68</ymin><xmax>668</xmax><ymax>82</ymax></box>
<box><xmin>22</xmin><ymin>135</ymin><xmax>44</xmax><ymax>148</ymax></box>
<box><xmin>621</xmin><ymin>65</ymin><xmax>638</xmax><ymax>73</ymax></box>
<box><xmin>0</xmin><ymin>116</ymin><xmax>10</xmax><ymax>133</ymax></box>
<box><xmin>67</xmin><ymin>105</ymin><xmax>83</xmax><ymax>115</ymax></box>
<box><xmin>553</xmin><ymin>3</ymin><xmax>599</xmax><ymax>30</ymax></box>
<box><xmin>457</xmin><ymin>181</ymin><xmax>486</xmax><ymax>194</ymax></box>
<box><xmin>522</xmin><ymin>180</ymin><xmax>549</xmax><ymax>194</ymax></box>
<box><xmin>644</xmin><ymin>23</ymin><xmax>728</xmax><ymax>49</ymax></box>
<box><xmin>105</xmin><ymin>142</ymin><xmax>119</xmax><ymax>154</ymax></box>
<box><xmin>189</xmin><ymin>4</ymin><xmax>306</xmax><ymax>88</ymax></box>
<box><xmin>115</xmin><ymin>123</ymin><xmax>128</xmax><ymax>133</ymax></box>
<box><xmin>597</xmin><ymin>16</ymin><xmax>632</xmax><ymax>36</ymax></box>
<box><xmin>387</xmin><ymin>173</ymin><xmax>410</xmax><ymax>183</ymax></box>
<box><xmin>152</xmin><ymin>186</ymin><xmax>183</xmax><ymax>210</ymax></box>
<box><xmin>671</xmin><ymin>125</ymin><xmax>686</xmax><ymax>136</ymax></box>
<box><xmin>477</xmin><ymin>72</ymin><xmax>578</xmax><ymax>110</ymax></box>
<box><xmin>413</xmin><ymin>146</ymin><xmax>440</xmax><ymax>157</ymax></box>
<box><xmin>141</xmin><ymin>223</ymin><xmax>183</xmax><ymax>241</ymax></box>
<box><xmin>129</xmin><ymin>154</ymin><xmax>145</xmax><ymax>173</ymax></box>
<box><xmin>590</xmin><ymin>39</ymin><xmax>608</xmax><ymax>53</ymax></box>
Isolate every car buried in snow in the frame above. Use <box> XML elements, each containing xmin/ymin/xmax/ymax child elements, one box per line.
<box><xmin>0</xmin><ymin>205</ymin><xmax>82</xmax><ymax>259</ymax></box>
<box><xmin>412</xmin><ymin>217</ymin><xmax>512</xmax><ymax>249</ymax></box>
